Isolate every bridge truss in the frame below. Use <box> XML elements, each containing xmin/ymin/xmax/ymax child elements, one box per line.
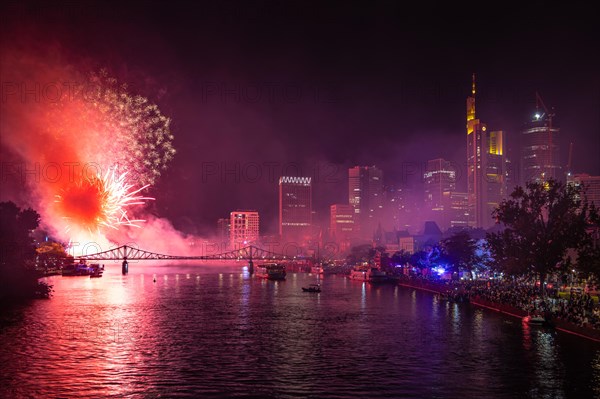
<box><xmin>76</xmin><ymin>245</ymin><xmax>303</xmax><ymax>261</ymax></box>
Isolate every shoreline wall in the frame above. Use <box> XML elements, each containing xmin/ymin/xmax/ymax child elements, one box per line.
<box><xmin>398</xmin><ymin>280</ymin><xmax>600</xmax><ymax>343</ymax></box>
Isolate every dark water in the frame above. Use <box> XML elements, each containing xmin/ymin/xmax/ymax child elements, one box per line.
<box><xmin>1</xmin><ymin>264</ymin><xmax>600</xmax><ymax>399</ymax></box>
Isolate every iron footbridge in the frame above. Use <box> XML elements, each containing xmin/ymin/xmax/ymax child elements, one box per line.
<box><xmin>76</xmin><ymin>245</ymin><xmax>302</xmax><ymax>262</ymax></box>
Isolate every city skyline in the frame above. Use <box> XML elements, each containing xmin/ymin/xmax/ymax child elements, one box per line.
<box><xmin>1</xmin><ymin>3</ymin><xmax>600</xmax><ymax>398</ymax></box>
<box><xmin>1</xmin><ymin>2</ymin><xmax>599</xmax><ymax>238</ymax></box>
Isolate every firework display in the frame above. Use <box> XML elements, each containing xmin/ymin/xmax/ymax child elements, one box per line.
<box><xmin>37</xmin><ymin>71</ymin><xmax>175</xmax><ymax>239</ymax></box>
<box><xmin>46</xmin><ymin>70</ymin><xmax>176</xmax><ymax>187</ymax></box>
<box><xmin>55</xmin><ymin>169</ymin><xmax>154</xmax><ymax>234</ymax></box>
<box><xmin>0</xmin><ymin>56</ymin><xmax>176</xmax><ymax>246</ymax></box>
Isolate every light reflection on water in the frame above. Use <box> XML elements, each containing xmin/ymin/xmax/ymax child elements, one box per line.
<box><xmin>0</xmin><ymin>264</ymin><xmax>599</xmax><ymax>398</ymax></box>
<box><xmin>593</xmin><ymin>352</ymin><xmax>600</xmax><ymax>397</ymax></box>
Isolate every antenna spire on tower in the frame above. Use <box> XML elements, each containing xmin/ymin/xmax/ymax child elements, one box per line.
<box><xmin>472</xmin><ymin>73</ymin><xmax>476</xmax><ymax>96</ymax></box>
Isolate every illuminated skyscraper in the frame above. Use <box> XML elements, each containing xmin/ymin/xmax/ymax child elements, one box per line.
<box><xmin>466</xmin><ymin>75</ymin><xmax>506</xmax><ymax>229</ymax></box>
<box><xmin>521</xmin><ymin>103</ymin><xmax>561</xmax><ymax>185</ymax></box>
<box><xmin>444</xmin><ymin>191</ymin><xmax>470</xmax><ymax>229</ymax></box>
<box><xmin>279</xmin><ymin>176</ymin><xmax>312</xmax><ymax>242</ymax></box>
<box><xmin>349</xmin><ymin>166</ymin><xmax>383</xmax><ymax>237</ymax></box>
<box><xmin>424</xmin><ymin>158</ymin><xmax>456</xmax><ymax>231</ymax></box>
<box><xmin>424</xmin><ymin>158</ymin><xmax>456</xmax><ymax>211</ymax></box>
<box><xmin>230</xmin><ymin>210</ymin><xmax>259</xmax><ymax>247</ymax></box>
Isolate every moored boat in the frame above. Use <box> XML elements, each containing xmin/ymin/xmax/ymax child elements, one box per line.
<box><xmin>349</xmin><ymin>267</ymin><xmax>389</xmax><ymax>283</ymax></box>
<box><xmin>349</xmin><ymin>268</ymin><xmax>368</xmax><ymax>281</ymax></box>
<box><xmin>254</xmin><ymin>263</ymin><xmax>286</xmax><ymax>280</ymax></box>
<box><xmin>89</xmin><ymin>264</ymin><xmax>104</xmax><ymax>278</ymax></box>
<box><xmin>310</xmin><ymin>264</ymin><xmax>324</xmax><ymax>274</ymax></box>
<box><xmin>62</xmin><ymin>261</ymin><xmax>94</xmax><ymax>276</ymax></box>
<box><xmin>302</xmin><ymin>284</ymin><xmax>321</xmax><ymax>293</ymax></box>
<box><xmin>524</xmin><ymin>314</ymin><xmax>553</xmax><ymax>327</ymax></box>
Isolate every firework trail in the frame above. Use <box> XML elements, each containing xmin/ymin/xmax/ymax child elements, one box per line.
<box><xmin>1</xmin><ymin>49</ymin><xmax>176</xmax><ymax>251</ymax></box>
<box><xmin>46</xmin><ymin>70</ymin><xmax>176</xmax><ymax>187</ymax></box>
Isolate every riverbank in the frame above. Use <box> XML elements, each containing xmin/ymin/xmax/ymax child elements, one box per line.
<box><xmin>397</xmin><ymin>278</ymin><xmax>600</xmax><ymax>343</ymax></box>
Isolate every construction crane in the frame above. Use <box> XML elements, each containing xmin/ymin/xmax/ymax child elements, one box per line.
<box><xmin>535</xmin><ymin>92</ymin><xmax>555</xmax><ymax>181</ymax></box>
<box><xmin>566</xmin><ymin>142</ymin><xmax>574</xmax><ymax>177</ymax></box>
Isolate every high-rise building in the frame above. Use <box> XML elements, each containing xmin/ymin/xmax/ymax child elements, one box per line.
<box><xmin>349</xmin><ymin>166</ymin><xmax>383</xmax><ymax>237</ymax></box>
<box><xmin>568</xmin><ymin>174</ymin><xmax>600</xmax><ymax>207</ymax></box>
<box><xmin>466</xmin><ymin>75</ymin><xmax>506</xmax><ymax>229</ymax></box>
<box><xmin>422</xmin><ymin>159</ymin><xmax>470</xmax><ymax>231</ymax></box>
<box><xmin>423</xmin><ymin>158</ymin><xmax>457</xmax><ymax>232</ymax></box>
<box><xmin>521</xmin><ymin>106</ymin><xmax>561</xmax><ymax>185</ymax></box>
<box><xmin>384</xmin><ymin>186</ymin><xmax>418</xmax><ymax>233</ymax></box>
<box><xmin>230</xmin><ymin>210</ymin><xmax>259</xmax><ymax>247</ymax></box>
<box><xmin>424</xmin><ymin>158</ymin><xmax>456</xmax><ymax>209</ymax></box>
<box><xmin>330</xmin><ymin>204</ymin><xmax>356</xmax><ymax>242</ymax></box>
<box><xmin>279</xmin><ymin>176</ymin><xmax>312</xmax><ymax>242</ymax></box>
<box><xmin>443</xmin><ymin>191</ymin><xmax>470</xmax><ymax>229</ymax></box>
<box><xmin>217</xmin><ymin>217</ymin><xmax>230</xmax><ymax>244</ymax></box>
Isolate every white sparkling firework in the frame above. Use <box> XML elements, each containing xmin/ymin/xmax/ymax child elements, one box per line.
<box><xmin>55</xmin><ymin>168</ymin><xmax>154</xmax><ymax>234</ymax></box>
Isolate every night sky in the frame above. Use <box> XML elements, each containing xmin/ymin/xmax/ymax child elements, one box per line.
<box><xmin>1</xmin><ymin>1</ymin><xmax>599</xmax><ymax>236</ymax></box>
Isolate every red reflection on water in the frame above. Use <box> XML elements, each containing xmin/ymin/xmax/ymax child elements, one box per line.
<box><xmin>522</xmin><ymin>317</ymin><xmax>532</xmax><ymax>351</ymax></box>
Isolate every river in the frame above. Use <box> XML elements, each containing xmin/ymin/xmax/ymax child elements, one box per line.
<box><xmin>1</xmin><ymin>264</ymin><xmax>599</xmax><ymax>398</ymax></box>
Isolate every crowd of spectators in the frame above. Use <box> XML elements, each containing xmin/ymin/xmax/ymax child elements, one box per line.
<box><xmin>404</xmin><ymin>275</ymin><xmax>600</xmax><ymax>329</ymax></box>
<box><xmin>551</xmin><ymin>291</ymin><xmax>600</xmax><ymax>329</ymax></box>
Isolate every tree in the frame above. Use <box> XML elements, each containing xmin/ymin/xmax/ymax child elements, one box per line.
<box><xmin>346</xmin><ymin>244</ymin><xmax>373</xmax><ymax>265</ymax></box>
<box><xmin>0</xmin><ymin>201</ymin><xmax>51</xmax><ymax>300</ymax></box>
<box><xmin>441</xmin><ymin>230</ymin><xmax>478</xmax><ymax>276</ymax></box>
<box><xmin>409</xmin><ymin>250</ymin><xmax>428</xmax><ymax>269</ymax></box>
<box><xmin>573</xmin><ymin>208</ymin><xmax>600</xmax><ymax>281</ymax></box>
<box><xmin>391</xmin><ymin>250</ymin><xmax>411</xmax><ymax>267</ymax></box>
<box><xmin>409</xmin><ymin>248</ymin><xmax>438</xmax><ymax>269</ymax></box>
<box><xmin>36</xmin><ymin>241</ymin><xmax>71</xmax><ymax>271</ymax></box>
<box><xmin>486</xmin><ymin>179</ymin><xmax>597</xmax><ymax>293</ymax></box>
<box><xmin>0</xmin><ymin>202</ymin><xmax>39</xmax><ymax>269</ymax></box>
<box><xmin>378</xmin><ymin>251</ymin><xmax>392</xmax><ymax>271</ymax></box>
<box><xmin>576</xmin><ymin>242</ymin><xmax>600</xmax><ymax>282</ymax></box>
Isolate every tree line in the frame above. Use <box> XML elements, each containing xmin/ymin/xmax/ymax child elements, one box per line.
<box><xmin>0</xmin><ymin>201</ymin><xmax>54</xmax><ymax>301</ymax></box>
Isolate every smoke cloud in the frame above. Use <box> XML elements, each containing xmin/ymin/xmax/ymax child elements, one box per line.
<box><xmin>0</xmin><ymin>43</ymin><xmax>196</xmax><ymax>256</ymax></box>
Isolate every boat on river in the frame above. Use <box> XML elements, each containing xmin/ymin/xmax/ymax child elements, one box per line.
<box><xmin>62</xmin><ymin>262</ymin><xmax>104</xmax><ymax>277</ymax></box>
<box><xmin>89</xmin><ymin>265</ymin><xmax>104</xmax><ymax>278</ymax></box>
<box><xmin>310</xmin><ymin>264</ymin><xmax>324</xmax><ymax>274</ymax></box>
<box><xmin>349</xmin><ymin>267</ymin><xmax>389</xmax><ymax>283</ymax></box>
<box><xmin>302</xmin><ymin>284</ymin><xmax>321</xmax><ymax>293</ymax></box>
<box><xmin>62</xmin><ymin>262</ymin><xmax>93</xmax><ymax>276</ymax></box>
<box><xmin>254</xmin><ymin>263</ymin><xmax>286</xmax><ymax>280</ymax></box>
<box><xmin>524</xmin><ymin>314</ymin><xmax>553</xmax><ymax>327</ymax></box>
